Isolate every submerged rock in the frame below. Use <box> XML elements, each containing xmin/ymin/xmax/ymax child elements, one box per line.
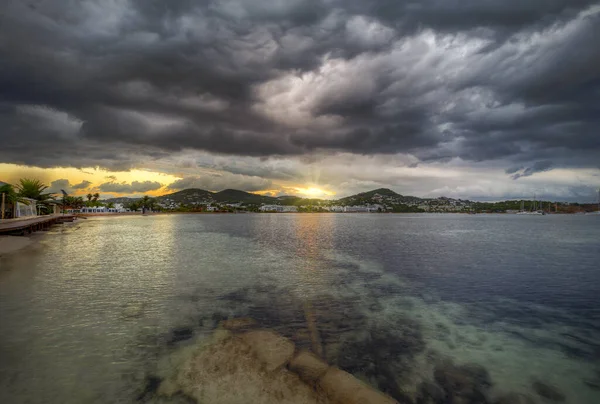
<box><xmin>531</xmin><ymin>380</ymin><xmax>565</xmax><ymax>402</ymax></box>
<box><xmin>416</xmin><ymin>381</ymin><xmax>446</xmax><ymax>404</ymax></box>
<box><xmin>332</xmin><ymin>317</ymin><xmax>425</xmax><ymax>402</ymax></box>
<box><xmin>318</xmin><ymin>367</ymin><xmax>398</xmax><ymax>404</ymax></box>
<box><xmin>241</xmin><ymin>330</ymin><xmax>295</xmax><ymax>372</ymax></box>
<box><xmin>493</xmin><ymin>392</ymin><xmax>537</xmax><ymax>404</ymax></box>
<box><xmin>168</xmin><ymin>327</ymin><xmax>194</xmax><ymax>345</ymax></box>
<box><xmin>433</xmin><ymin>361</ymin><xmax>492</xmax><ymax>404</ymax></box>
<box><xmin>137</xmin><ymin>375</ymin><xmax>161</xmax><ymax>401</ymax></box>
<box><xmin>288</xmin><ymin>350</ymin><xmax>330</xmax><ymax>385</ymax></box>
<box><xmin>584</xmin><ymin>378</ymin><xmax>600</xmax><ymax>391</ymax></box>
<box><xmin>160</xmin><ymin>331</ymin><xmax>331</xmax><ymax>404</ymax></box>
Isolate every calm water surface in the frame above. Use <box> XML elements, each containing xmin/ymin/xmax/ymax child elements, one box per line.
<box><xmin>1</xmin><ymin>214</ymin><xmax>599</xmax><ymax>403</ymax></box>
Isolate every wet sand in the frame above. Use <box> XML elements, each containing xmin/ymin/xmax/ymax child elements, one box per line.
<box><xmin>0</xmin><ymin>235</ymin><xmax>34</xmax><ymax>256</ymax></box>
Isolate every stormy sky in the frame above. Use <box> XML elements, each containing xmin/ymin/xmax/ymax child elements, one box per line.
<box><xmin>1</xmin><ymin>0</ymin><xmax>599</xmax><ymax>201</ymax></box>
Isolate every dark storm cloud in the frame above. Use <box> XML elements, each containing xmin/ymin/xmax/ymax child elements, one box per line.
<box><xmin>72</xmin><ymin>180</ymin><xmax>92</xmax><ymax>189</ymax></box>
<box><xmin>167</xmin><ymin>173</ymin><xmax>272</xmax><ymax>192</ymax></box>
<box><xmin>508</xmin><ymin>161</ymin><xmax>554</xmax><ymax>180</ymax></box>
<box><xmin>47</xmin><ymin>179</ymin><xmax>92</xmax><ymax>194</ymax></box>
<box><xmin>98</xmin><ymin>181</ymin><xmax>163</xmax><ymax>193</ymax></box>
<box><xmin>0</xmin><ymin>0</ymin><xmax>599</xmax><ymax>177</ymax></box>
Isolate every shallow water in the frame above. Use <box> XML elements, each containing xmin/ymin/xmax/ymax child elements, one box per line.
<box><xmin>0</xmin><ymin>214</ymin><xmax>599</xmax><ymax>403</ymax></box>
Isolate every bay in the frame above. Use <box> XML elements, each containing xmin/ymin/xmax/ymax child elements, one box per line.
<box><xmin>1</xmin><ymin>214</ymin><xmax>599</xmax><ymax>403</ymax></box>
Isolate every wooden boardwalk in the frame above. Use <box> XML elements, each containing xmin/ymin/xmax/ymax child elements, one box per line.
<box><xmin>0</xmin><ymin>214</ymin><xmax>76</xmax><ymax>235</ymax></box>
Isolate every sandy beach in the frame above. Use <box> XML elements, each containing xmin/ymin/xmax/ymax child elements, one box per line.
<box><xmin>0</xmin><ymin>235</ymin><xmax>34</xmax><ymax>256</ymax></box>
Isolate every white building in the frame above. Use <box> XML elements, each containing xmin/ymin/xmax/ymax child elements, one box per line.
<box><xmin>344</xmin><ymin>206</ymin><xmax>370</xmax><ymax>213</ymax></box>
<box><xmin>15</xmin><ymin>198</ymin><xmax>38</xmax><ymax>218</ymax></box>
<box><xmin>259</xmin><ymin>205</ymin><xmax>298</xmax><ymax>212</ymax></box>
<box><xmin>80</xmin><ymin>203</ymin><xmax>127</xmax><ymax>213</ymax></box>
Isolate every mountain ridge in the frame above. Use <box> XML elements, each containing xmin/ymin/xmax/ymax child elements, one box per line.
<box><xmin>105</xmin><ymin>187</ymin><xmax>426</xmax><ymax>206</ymax></box>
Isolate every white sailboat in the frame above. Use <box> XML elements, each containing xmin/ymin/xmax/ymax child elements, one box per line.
<box><xmin>517</xmin><ymin>194</ymin><xmax>545</xmax><ymax>215</ymax></box>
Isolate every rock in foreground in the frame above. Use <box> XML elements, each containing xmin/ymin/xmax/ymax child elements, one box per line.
<box><xmin>163</xmin><ymin>332</ymin><xmax>329</xmax><ymax>404</ymax></box>
<box><xmin>288</xmin><ymin>350</ymin><xmax>330</xmax><ymax>385</ymax></box>
<box><xmin>241</xmin><ymin>330</ymin><xmax>295</xmax><ymax>372</ymax></box>
<box><xmin>318</xmin><ymin>367</ymin><xmax>398</xmax><ymax>404</ymax></box>
<box><xmin>156</xmin><ymin>322</ymin><xmax>400</xmax><ymax>404</ymax></box>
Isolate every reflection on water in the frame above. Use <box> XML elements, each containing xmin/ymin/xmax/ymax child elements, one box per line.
<box><xmin>0</xmin><ymin>214</ymin><xmax>599</xmax><ymax>403</ymax></box>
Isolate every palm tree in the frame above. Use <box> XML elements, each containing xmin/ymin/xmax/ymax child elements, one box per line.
<box><xmin>140</xmin><ymin>195</ymin><xmax>151</xmax><ymax>214</ymax></box>
<box><xmin>1</xmin><ymin>183</ymin><xmax>28</xmax><ymax>204</ymax></box>
<box><xmin>1</xmin><ymin>183</ymin><xmax>29</xmax><ymax>219</ymax></box>
<box><xmin>15</xmin><ymin>179</ymin><xmax>53</xmax><ymax>214</ymax></box>
<box><xmin>16</xmin><ymin>178</ymin><xmax>55</xmax><ymax>213</ymax></box>
<box><xmin>86</xmin><ymin>193</ymin><xmax>93</xmax><ymax>202</ymax></box>
<box><xmin>16</xmin><ymin>178</ymin><xmax>53</xmax><ymax>200</ymax></box>
<box><xmin>92</xmin><ymin>193</ymin><xmax>100</xmax><ymax>202</ymax></box>
<box><xmin>126</xmin><ymin>200</ymin><xmax>141</xmax><ymax>212</ymax></box>
<box><xmin>64</xmin><ymin>196</ymin><xmax>84</xmax><ymax>209</ymax></box>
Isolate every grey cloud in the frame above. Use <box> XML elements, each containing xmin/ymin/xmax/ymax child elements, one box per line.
<box><xmin>98</xmin><ymin>181</ymin><xmax>163</xmax><ymax>193</ymax></box>
<box><xmin>48</xmin><ymin>178</ymin><xmax>92</xmax><ymax>194</ymax></box>
<box><xmin>0</xmin><ymin>0</ymin><xmax>598</xmax><ymax>182</ymax></box>
<box><xmin>47</xmin><ymin>179</ymin><xmax>71</xmax><ymax>194</ymax></box>
<box><xmin>72</xmin><ymin>180</ymin><xmax>92</xmax><ymax>189</ymax></box>
<box><xmin>510</xmin><ymin>161</ymin><xmax>554</xmax><ymax>180</ymax></box>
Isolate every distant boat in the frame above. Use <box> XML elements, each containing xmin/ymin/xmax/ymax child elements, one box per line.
<box><xmin>517</xmin><ymin>196</ymin><xmax>546</xmax><ymax>215</ymax></box>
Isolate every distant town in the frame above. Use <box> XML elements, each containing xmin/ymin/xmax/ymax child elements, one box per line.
<box><xmin>104</xmin><ymin>187</ymin><xmax>598</xmax><ymax>215</ymax></box>
<box><xmin>2</xmin><ymin>179</ymin><xmax>599</xmax><ymax>220</ymax></box>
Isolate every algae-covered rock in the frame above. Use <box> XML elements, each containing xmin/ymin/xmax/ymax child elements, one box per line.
<box><xmin>318</xmin><ymin>367</ymin><xmax>398</xmax><ymax>404</ymax></box>
<box><xmin>416</xmin><ymin>381</ymin><xmax>445</xmax><ymax>404</ymax></box>
<box><xmin>289</xmin><ymin>350</ymin><xmax>329</xmax><ymax>385</ymax></box>
<box><xmin>241</xmin><ymin>330</ymin><xmax>295</xmax><ymax>372</ymax></box>
<box><xmin>493</xmin><ymin>392</ymin><xmax>537</xmax><ymax>404</ymax></box>
<box><xmin>433</xmin><ymin>361</ymin><xmax>492</xmax><ymax>404</ymax></box>
<box><xmin>532</xmin><ymin>380</ymin><xmax>565</xmax><ymax>402</ymax></box>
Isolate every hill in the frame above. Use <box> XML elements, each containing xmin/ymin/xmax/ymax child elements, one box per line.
<box><xmin>152</xmin><ymin>188</ymin><xmax>277</xmax><ymax>206</ymax></box>
<box><xmin>337</xmin><ymin>188</ymin><xmax>422</xmax><ymax>206</ymax></box>
<box><xmin>213</xmin><ymin>189</ymin><xmax>276</xmax><ymax>204</ymax></box>
<box><xmin>106</xmin><ymin>187</ymin><xmax>432</xmax><ymax>210</ymax></box>
<box><xmin>156</xmin><ymin>189</ymin><xmax>215</xmax><ymax>204</ymax></box>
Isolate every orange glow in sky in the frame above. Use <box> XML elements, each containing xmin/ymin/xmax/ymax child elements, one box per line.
<box><xmin>294</xmin><ymin>187</ymin><xmax>335</xmax><ymax>198</ymax></box>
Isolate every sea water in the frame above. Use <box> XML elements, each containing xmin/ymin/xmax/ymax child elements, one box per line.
<box><xmin>0</xmin><ymin>214</ymin><xmax>599</xmax><ymax>403</ymax></box>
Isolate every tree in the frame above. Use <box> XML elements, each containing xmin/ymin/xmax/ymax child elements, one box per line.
<box><xmin>1</xmin><ymin>183</ymin><xmax>30</xmax><ymax>218</ymax></box>
<box><xmin>16</xmin><ymin>178</ymin><xmax>55</xmax><ymax>213</ymax></box>
<box><xmin>15</xmin><ymin>179</ymin><xmax>54</xmax><ymax>213</ymax></box>
<box><xmin>64</xmin><ymin>196</ymin><xmax>84</xmax><ymax>209</ymax></box>
<box><xmin>16</xmin><ymin>178</ymin><xmax>53</xmax><ymax>201</ymax></box>
<box><xmin>92</xmin><ymin>193</ymin><xmax>100</xmax><ymax>202</ymax></box>
<box><xmin>86</xmin><ymin>193</ymin><xmax>93</xmax><ymax>202</ymax></box>
<box><xmin>1</xmin><ymin>183</ymin><xmax>29</xmax><ymax>205</ymax></box>
<box><xmin>125</xmin><ymin>200</ymin><xmax>141</xmax><ymax>211</ymax></box>
<box><xmin>106</xmin><ymin>202</ymin><xmax>115</xmax><ymax>209</ymax></box>
<box><xmin>140</xmin><ymin>195</ymin><xmax>151</xmax><ymax>214</ymax></box>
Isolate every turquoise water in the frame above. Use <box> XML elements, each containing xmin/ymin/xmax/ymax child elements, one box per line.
<box><xmin>0</xmin><ymin>214</ymin><xmax>599</xmax><ymax>403</ymax></box>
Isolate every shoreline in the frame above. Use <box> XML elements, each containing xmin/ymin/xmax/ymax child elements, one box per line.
<box><xmin>73</xmin><ymin>211</ymin><xmax>595</xmax><ymax>216</ymax></box>
<box><xmin>0</xmin><ymin>235</ymin><xmax>37</xmax><ymax>257</ymax></box>
<box><xmin>0</xmin><ymin>217</ymin><xmax>82</xmax><ymax>257</ymax></box>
